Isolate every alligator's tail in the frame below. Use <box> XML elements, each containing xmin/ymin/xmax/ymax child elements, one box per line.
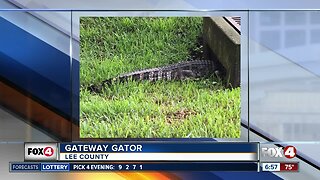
<box><xmin>87</xmin><ymin>60</ymin><xmax>215</xmax><ymax>93</ymax></box>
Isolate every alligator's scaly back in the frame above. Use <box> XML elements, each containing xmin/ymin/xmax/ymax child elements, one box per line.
<box><xmin>88</xmin><ymin>60</ymin><xmax>215</xmax><ymax>93</ymax></box>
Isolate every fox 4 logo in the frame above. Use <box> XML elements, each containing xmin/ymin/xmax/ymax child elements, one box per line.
<box><xmin>261</xmin><ymin>146</ymin><xmax>297</xmax><ymax>159</ymax></box>
<box><xmin>28</xmin><ymin>147</ymin><xmax>54</xmax><ymax>157</ymax></box>
<box><xmin>25</xmin><ymin>143</ymin><xmax>57</xmax><ymax>161</ymax></box>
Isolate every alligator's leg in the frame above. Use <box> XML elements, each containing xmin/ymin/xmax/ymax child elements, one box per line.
<box><xmin>172</xmin><ymin>69</ymin><xmax>197</xmax><ymax>80</ymax></box>
<box><xmin>87</xmin><ymin>84</ymin><xmax>103</xmax><ymax>93</ymax></box>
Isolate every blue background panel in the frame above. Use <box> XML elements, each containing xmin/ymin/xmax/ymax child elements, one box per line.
<box><xmin>0</xmin><ymin>17</ymin><xmax>71</xmax><ymax>117</ymax></box>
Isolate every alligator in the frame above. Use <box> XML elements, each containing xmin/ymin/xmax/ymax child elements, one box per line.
<box><xmin>88</xmin><ymin>60</ymin><xmax>218</xmax><ymax>93</ymax></box>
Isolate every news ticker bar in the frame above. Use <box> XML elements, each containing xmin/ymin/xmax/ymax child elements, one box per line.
<box><xmin>261</xmin><ymin>162</ymin><xmax>299</xmax><ymax>172</ymax></box>
<box><xmin>10</xmin><ymin>162</ymin><xmax>258</xmax><ymax>172</ymax></box>
<box><xmin>24</xmin><ymin>142</ymin><xmax>258</xmax><ymax>162</ymax></box>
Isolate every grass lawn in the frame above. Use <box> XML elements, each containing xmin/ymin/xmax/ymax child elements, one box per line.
<box><xmin>80</xmin><ymin>17</ymin><xmax>240</xmax><ymax>138</ymax></box>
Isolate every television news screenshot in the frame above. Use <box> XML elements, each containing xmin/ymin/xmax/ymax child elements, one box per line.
<box><xmin>0</xmin><ymin>0</ymin><xmax>319</xmax><ymax>180</ymax></box>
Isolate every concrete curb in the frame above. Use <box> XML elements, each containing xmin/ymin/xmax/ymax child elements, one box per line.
<box><xmin>203</xmin><ymin>17</ymin><xmax>240</xmax><ymax>88</ymax></box>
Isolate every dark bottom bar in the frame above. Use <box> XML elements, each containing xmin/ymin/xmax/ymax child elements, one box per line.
<box><xmin>10</xmin><ymin>162</ymin><xmax>258</xmax><ymax>172</ymax></box>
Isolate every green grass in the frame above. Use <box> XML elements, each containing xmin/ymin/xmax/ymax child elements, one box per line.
<box><xmin>80</xmin><ymin>17</ymin><xmax>240</xmax><ymax>138</ymax></box>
